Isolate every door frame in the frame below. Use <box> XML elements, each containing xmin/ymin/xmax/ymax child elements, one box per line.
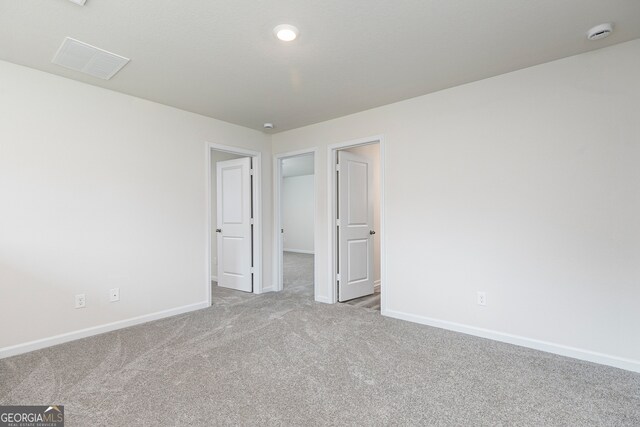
<box><xmin>327</xmin><ymin>135</ymin><xmax>386</xmax><ymax>308</ymax></box>
<box><xmin>206</xmin><ymin>142</ymin><xmax>263</xmax><ymax>306</ymax></box>
<box><xmin>272</xmin><ymin>148</ymin><xmax>320</xmax><ymax>297</ymax></box>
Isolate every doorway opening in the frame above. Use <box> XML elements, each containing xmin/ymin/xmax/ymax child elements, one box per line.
<box><xmin>207</xmin><ymin>143</ymin><xmax>262</xmax><ymax>306</ymax></box>
<box><xmin>328</xmin><ymin>137</ymin><xmax>384</xmax><ymax>312</ymax></box>
<box><xmin>273</xmin><ymin>149</ymin><xmax>318</xmax><ymax>300</ymax></box>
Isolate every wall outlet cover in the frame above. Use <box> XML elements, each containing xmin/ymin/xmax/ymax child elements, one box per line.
<box><xmin>477</xmin><ymin>291</ymin><xmax>487</xmax><ymax>306</ymax></box>
<box><xmin>75</xmin><ymin>293</ymin><xmax>86</xmax><ymax>309</ymax></box>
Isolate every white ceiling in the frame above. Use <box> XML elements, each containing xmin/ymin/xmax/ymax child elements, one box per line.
<box><xmin>282</xmin><ymin>154</ymin><xmax>314</xmax><ymax>178</ymax></box>
<box><xmin>1</xmin><ymin>1</ymin><xmax>639</xmax><ymax>132</ymax></box>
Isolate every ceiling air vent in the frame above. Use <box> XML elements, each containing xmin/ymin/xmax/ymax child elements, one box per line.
<box><xmin>52</xmin><ymin>37</ymin><xmax>130</xmax><ymax>80</ymax></box>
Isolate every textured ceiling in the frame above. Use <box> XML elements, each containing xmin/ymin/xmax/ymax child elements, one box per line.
<box><xmin>1</xmin><ymin>0</ymin><xmax>639</xmax><ymax>132</ymax></box>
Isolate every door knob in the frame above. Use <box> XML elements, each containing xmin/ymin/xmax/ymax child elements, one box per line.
<box><xmin>216</xmin><ymin>229</ymin><xmax>222</xmax><ymax>233</ymax></box>
<box><xmin>369</xmin><ymin>230</ymin><xmax>376</xmax><ymax>235</ymax></box>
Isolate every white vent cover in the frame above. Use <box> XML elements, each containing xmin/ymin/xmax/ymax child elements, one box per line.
<box><xmin>52</xmin><ymin>38</ymin><xmax>130</xmax><ymax>80</ymax></box>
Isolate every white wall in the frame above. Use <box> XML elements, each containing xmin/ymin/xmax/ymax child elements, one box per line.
<box><xmin>345</xmin><ymin>144</ymin><xmax>381</xmax><ymax>284</ymax></box>
<box><xmin>0</xmin><ymin>60</ymin><xmax>272</xmax><ymax>354</ymax></box>
<box><xmin>210</xmin><ymin>150</ymin><xmax>244</xmax><ymax>279</ymax></box>
<box><xmin>272</xmin><ymin>40</ymin><xmax>640</xmax><ymax>371</ymax></box>
<box><xmin>282</xmin><ymin>175</ymin><xmax>314</xmax><ymax>253</ymax></box>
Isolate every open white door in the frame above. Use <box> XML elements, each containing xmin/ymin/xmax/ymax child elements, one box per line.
<box><xmin>217</xmin><ymin>157</ymin><xmax>253</xmax><ymax>292</ymax></box>
<box><xmin>337</xmin><ymin>150</ymin><xmax>374</xmax><ymax>302</ymax></box>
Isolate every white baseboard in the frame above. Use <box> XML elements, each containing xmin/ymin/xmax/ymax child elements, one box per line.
<box><xmin>374</xmin><ymin>280</ymin><xmax>381</xmax><ymax>292</ymax></box>
<box><xmin>315</xmin><ymin>295</ymin><xmax>331</xmax><ymax>304</ymax></box>
<box><xmin>210</xmin><ymin>275</ymin><xmax>218</xmax><ymax>282</ymax></box>
<box><xmin>260</xmin><ymin>286</ymin><xmax>275</xmax><ymax>293</ymax></box>
<box><xmin>0</xmin><ymin>301</ymin><xmax>210</xmax><ymax>359</ymax></box>
<box><xmin>382</xmin><ymin>308</ymin><xmax>640</xmax><ymax>373</ymax></box>
<box><xmin>283</xmin><ymin>248</ymin><xmax>314</xmax><ymax>255</ymax></box>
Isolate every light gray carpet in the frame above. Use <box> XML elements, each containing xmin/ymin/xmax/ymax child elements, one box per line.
<box><xmin>345</xmin><ymin>290</ymin><xmax>381</xmax><ymax>311</ymax></box>
<box><xmin>283</xmin><ymin>251</ymin><xmax>381</xmax><ymax>311</ymax></box>
<box><xmin>2</xmin><ymin>275</ymin><xmax>640</xmax><ymax>426</ymax></box>
<box><xmin>283</xmin><ymin>251</ymin><xmax>314</xmax><ymax>291</ymax></box>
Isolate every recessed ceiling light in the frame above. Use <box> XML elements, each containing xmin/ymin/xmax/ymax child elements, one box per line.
<box><xmin>274</xmin><ymin>24</ymin><xmax>299</xmax><ymax>42</ymax></box>
<box><xmin>587</xmin><ymin>23</ymin><xmax>613</xmax><ymax>41</ymax></box>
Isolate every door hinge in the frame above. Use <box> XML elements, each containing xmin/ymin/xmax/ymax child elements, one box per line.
<box><xmin>336</xmin><ymin>273</ymin><xmax>341</xmax><ymax>282</ymax></box>
<box><xmin>336</xmin><ymin>164</ymin><xmax>341</xmax><ymax>172</ymax></box>
<box><xmin>250</xmin><ymin>169</ymin><xmax>254</xmax><ymax>176</ymax></box>
<box><xmin>250</xmin><ymin>267</ymin><xmax>255</xmax><ymax>274</ymax></box>
<box><xmin>336</xmin><ymin>219</ymin><xmax>341</xmax><ymax>227</ymax></box>
<box><xmin>250</xmin><ymin>218</ymin><xmax>254</xmax><ymax>225</ymax></box>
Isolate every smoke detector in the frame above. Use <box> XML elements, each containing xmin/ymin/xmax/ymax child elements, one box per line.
<box><xmin>587</xmin><ymin>23</ymin><xmax>613</xmax><ymax>41</ymax></box>
<box><xmin>68</xmin><ymin>0</ymin><xmax>87</xmax><ymax>5</ymax></box>
<box><xmin>263</xmin><ymin>123</ymin><xmax>274</xmax><ymax>130</ymax></box>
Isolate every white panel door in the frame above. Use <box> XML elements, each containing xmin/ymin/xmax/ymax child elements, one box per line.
<box><xmin>217</xmin><ymin>157</ymin><xmax>253</xmax><ymax>292</ymax></box>
<box><xmin>338</xmin><ymin>150</ymin><xmax>374</xmax><ymax>302</ymax></box>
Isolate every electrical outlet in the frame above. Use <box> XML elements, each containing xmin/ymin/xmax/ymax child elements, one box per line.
<box><xmin>75</xmin><ymin>293</ymin><xmax>86</xmax><ymax>309</ymax></box>
<box><xmin>109</xmin><ymin>288</ymin><xmax>120</xmax><ymax>302</ymax></box>
<box><xmin>477</xmin><ymin>291</ymin><xmax>487</xmax><ymax>306</ymax></box>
